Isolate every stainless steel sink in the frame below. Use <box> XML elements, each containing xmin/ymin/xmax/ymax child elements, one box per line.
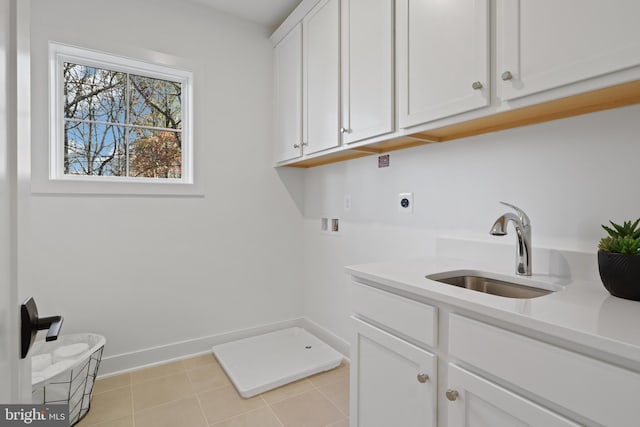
<box><xmin>426</xmin><ymin>270</ymin><xmax>555</xmax><ymax>299</ymax></box>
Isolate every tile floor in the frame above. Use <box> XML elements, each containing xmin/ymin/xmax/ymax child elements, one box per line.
<box><xmin>78</xmin><ymin>354</ymin><xmax>349</xmax><ymax>427</ymax></box>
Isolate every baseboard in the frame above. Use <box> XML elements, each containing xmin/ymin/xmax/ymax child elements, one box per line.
<box><xmin>99</xmin><ymin>318</ymin><xmax>303</xmax><ymax>378</ymax></box>
<box><xmin>99</xmin><ymin>316</ymin><xmax>351</xmax><ymax>378</ymax></box>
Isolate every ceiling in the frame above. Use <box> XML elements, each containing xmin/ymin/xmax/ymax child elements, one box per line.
<box><xmin>189</xmin><ymin>0</ymin><xmax>301</xmax><ymax>31</ymax></box>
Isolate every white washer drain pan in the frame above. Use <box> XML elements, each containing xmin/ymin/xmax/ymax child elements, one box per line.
<box><xmin>212</xmin><ymin>327</ymin><xmax>343</xmax><ymax>398</ymax></box>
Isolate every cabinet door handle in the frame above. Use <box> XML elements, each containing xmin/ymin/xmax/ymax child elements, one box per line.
<box><xmin>471</xmin><ymin>81</ymin><xmax>483</xmax><ymax>90</ymax></box>
<box><xmin>501</xmin><ymin>71</ymin><xmax>513</xmax><ymax>81</ymax></box>
<box><xmin>21</xmin><ymin>297</ymin><xmax>63</xmax><ymax>359</ymax></box>
<box><xmin>340</xmin><ymin>127</ymin><xmax>350</xmax><ymax>134</ymax></box>
<box><xmin>446</xmin><ymin>389</ymin><xmax>459</xmax><ymax>401</ymax></box>
<box><xmin>417</xmin><ymin>373</ymin><xmax>429</xmax><ymax>383</ymax></box>
<box><xmin>293</xmin><ymin>144</ymin><xmax>300</xmax><ymax>149</ymax></box>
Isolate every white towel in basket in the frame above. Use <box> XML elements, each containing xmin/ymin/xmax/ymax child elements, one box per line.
<box><xmin>52</xmin><ymin>343</ymin><xmax>89</xmax><ymax>364</ymax></box>
<box><xmin>33</xmin><ymin>359</ymin><xmax>74</xmax><ymax>381</ymax></box>
<box><xmin>32</xmin><ymin>353</ymin><xmax>52</xmax><ymax>372</ymax></box>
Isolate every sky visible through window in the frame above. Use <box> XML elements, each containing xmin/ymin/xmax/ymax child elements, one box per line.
<box><xmin>63</xmin><ymin>63</ymin><xmax>183</xmax><ymax>179</ymax></box>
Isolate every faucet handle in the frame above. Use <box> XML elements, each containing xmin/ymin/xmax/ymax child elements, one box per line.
<box><xmin>499</xmin><ymin>201</ymin><xmax>530</xmax><ymax>227</ymax></box>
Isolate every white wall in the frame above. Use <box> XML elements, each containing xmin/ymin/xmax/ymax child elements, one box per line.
<box><xmin>23</xmin><ymin>0</ymin><xmax>305</xmax><ymax>371</ymax></box>
<box><xmin>303</xmin><ymin>105</ymin><xmax>640</xmax><ymax>345</ymax></box>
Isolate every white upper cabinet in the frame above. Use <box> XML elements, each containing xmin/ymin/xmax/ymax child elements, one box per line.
<box><xmin>274</xmin><ymin>24</ymin><xmax>303</xmax><ymax>162</ymax></box>
<box><xmin>341</xmin><ymin>0</ymin><xmax>394</xmax><ymax>144</ymax></box>
<box><xmin>397</xmin><ymin>0</ymin><xmax>490</xmax><ymax>129</ymax></box>
<box><xmin>498</xmin><ymin>0</ymin><xmax>640</xmax><ymax>101</ymax></box>
<box><xmin>272</xmin><ymin>0</ymin><xmax>640</xmax><ymax>167</ymax></box>
<box><xmin>303</xmin><ymin>0</ymin><xmax>341</xmax><ymax>155</ymax></box>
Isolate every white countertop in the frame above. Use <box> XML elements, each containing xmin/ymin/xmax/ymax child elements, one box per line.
<box><xmin>345</xmin><ymin>255</ymin><xmax>640</xmax><ymax>367</ymax></box>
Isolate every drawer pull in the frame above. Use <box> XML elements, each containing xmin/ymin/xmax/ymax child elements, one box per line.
<box><xmin>446</xmin><ymin>389</ymin><xmax>459</xmax><ymax>401</ymax></box>
<box><xmin>417</xmin><ymin>373</ymin><xmax>429</xmax><ymax>383</ymax></box>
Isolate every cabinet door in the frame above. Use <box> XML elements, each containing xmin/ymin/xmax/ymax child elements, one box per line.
<box><xmin>303</xmin><ymin>0</ymin><xmax>340</xmax><ymax>155</ymax></box>
<box><xmin>397</xmin><ymin>0</ymin><xmax>489</xmax><ymax>129</ymax></box>
<box><xmin>274</xmin><ymin>24</ymin><xmax>303</xmax><ymax>162</ymax></box>
<box><xmin>447</xmin><ymin>364</ymin><xmax>579</xmax><ymax>427</ymax></box>
<box><xmin>498</xmin><ymin>0</ymin><xmax>640</xmax><ymax>101</ymax></box>
<box><xmin>341</xmin><ymin>0</ymin><xmax>394</xmax><ymax>144</ymax></box>
<box><xmin>350</xmin><ymin>317</ymin><xmax>436</xmax><ymax>427</ymax></box>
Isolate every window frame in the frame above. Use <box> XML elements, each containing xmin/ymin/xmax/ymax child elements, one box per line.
<box><xmin>49</xmin><ymin>42</ymin><xmax>194</xmax><ymax>185</ymax></box>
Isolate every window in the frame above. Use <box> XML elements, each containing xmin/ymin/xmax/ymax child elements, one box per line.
<box><xmin>49</xmin><ymin>43</ymin><xmax>193</xmax><ymax>184</ymax></box>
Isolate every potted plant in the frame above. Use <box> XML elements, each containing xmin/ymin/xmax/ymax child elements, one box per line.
<box><xmin>598</xmin><ymin>218</ymin><xmax>640</xmax><ymax>301</ymax></box>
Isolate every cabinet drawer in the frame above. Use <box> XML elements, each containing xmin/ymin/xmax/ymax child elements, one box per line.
<box><xmin>449</xmin><ymin>314</ymin><xmax>640</xmax><ymax>427</ymax></box>
<box><xmin>351</xmin><ymin>281</ymin><xmax>437</xmax><ymax>347</ymax></box>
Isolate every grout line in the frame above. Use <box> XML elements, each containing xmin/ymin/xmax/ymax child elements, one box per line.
<box><xmin>79</xmin><ymin>385</ymin><xmax>134</xmax><ymax>427</ymax></box>
<box><xmin>309</xmin><ymin>368</ymin><xmax>350</xmax><ymax>418</ymax></box>
<box><xmin>194</xmin><ymin>389</ymin><xmax>211</xmax><ymax>426</ymax></box>
<box><xmin>183</xmin><ymin>361</ymin><xmax>218</xmax><ymax>373</ymax></box>
<box><xmin>184</xmin><ymin>364</ymin><xmax>200</xmax><ymax>392</ymax></box>
<box><xmin>206</xmin><ymin>406</ymin><xmax>282</xmax><ymax>427</ymax></box>
<box><xmin>92</xmin><ymin>384</ymin><xmax>131</xmax><ymax>396</ymax></box>
<box><xmin>130</xmin><ymin>384</ymin><xmax>136</xmax><ymax>427</ymax></box>
<box><xmin>185</xmin><ymin>366</ymin><xmax>210</xmax><ymax>426</ymax></box>
<box><xmin>130</xmin><ymin>377</ymin><xmax>194</xmax><ymax>413</ymax></box>
<box><xmin>198</xmin><ymin>390</ymin><xmax>269</xmax><ymax>426</ymax></box>
<box><xmin>269</xmin><ymin>389</ymin><xmax>312</xmax><ymax>405</ymax></box>
<box><xmin>262</xmin><ymin>379</ymin><xmax>315</xmax><ymax>406</ymax></box>
<box><xmin>132</xmin><ymin>391</ymin><xmax>198</xmax><ymax>415</ymax></box>
<box><xmin>192</xmin><ymin>382</ymin><xmax>231</xmax><ymax>395</ymax></box>
<box><xmin>309</xmin><ymin>376</ymin><xmax>346</xmax><ymax>391</ymax></box>
<box><xmin>129</xmin><ymin>355</ymin><xmax>218</xmax><ymax>391</ymax></box>
<box><xmin>185</xmin><ymin>361</ymin><xmax>240</xmax><ymax>421</ymax></box>
<box><xmin>263</xmin><ymin>397</ymin><xmax>286</xmax><ymax>427</ymax></box>
<box><xmin>315</xmin><ymin>385</ymin><xmax>348</xmax><ymax>418</ymax></box>
<box><xmin>130</xmin><ymin>364</ymin><xmax>187</xmax><ymax>386</ymax></box>
<box><xmin>187</xmin><ymin>365</ymin><xmax>234</xmax><ymax>396</ymax></box>
<box><xmin>223</xmin><ymin>392</ymin><xmax>269</xmax><ymax>420</ymax></box>
<box><xmin>325</xmin><ymin>419</ymin><xmax>349</xmax><ymax>427</ymax></box>
<box><xmin>182</xmin><ymin>355</ymin><xmax>220</xmax><ymax>373</ymax></box>
<box><xmin>128</xmin><ymin>364</ymin><xmax>202</xmax><ymax>415</ymax></box>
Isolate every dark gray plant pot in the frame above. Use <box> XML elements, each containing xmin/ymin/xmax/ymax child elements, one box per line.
<box><xmin>598</xmin><ymin>250</ymin><xmax>640</xmax><ymax>301</ymax></box>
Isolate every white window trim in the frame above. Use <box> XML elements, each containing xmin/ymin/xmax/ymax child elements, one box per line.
<box><xmin>49</xmin><ymin>42</ymin><xmax>194</xmax><ymax>186</ymax></box>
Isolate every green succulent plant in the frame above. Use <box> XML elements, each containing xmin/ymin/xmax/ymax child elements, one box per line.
<box><xmin>598</xmin><ymin>218</ymin><xmax>640</xmax><ymax>255</ymax></box>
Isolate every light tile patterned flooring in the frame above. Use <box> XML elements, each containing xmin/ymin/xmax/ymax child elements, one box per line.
<box><xmin>78</xmin><ymin>354</ymin><xmax>349</xmax><ymax>427</ymax></box>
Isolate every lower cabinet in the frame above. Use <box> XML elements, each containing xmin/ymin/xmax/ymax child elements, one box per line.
<box><xmin>446</xmin><ymin>364</ymin><xmax>579</xmax><ymax>427</ymax></box>
<box><xmin>349</xmin><ymin>316</ymin><xmax>437</xmax><ymax>427</ymax></box>
<box><xmin>349</xmin><ymin>281</ymin><xmax>640</xmax><ymax>426</ymax></box>
<box><xmin>448</xmin><ymin>313</ymin><xmax>640</xmax><ymax>427</ymax></box>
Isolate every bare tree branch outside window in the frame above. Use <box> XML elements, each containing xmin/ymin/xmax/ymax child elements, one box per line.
<box><xmin>63</xmin><ymin>63</ymin><xmax>182</xmax><ymax>179</ymax></box>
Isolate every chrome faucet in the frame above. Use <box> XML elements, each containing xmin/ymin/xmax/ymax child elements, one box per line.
<box><xmin>490</xmin><ymin>202</ymin><xmax>532</xmax><ymax>276</ymax></box>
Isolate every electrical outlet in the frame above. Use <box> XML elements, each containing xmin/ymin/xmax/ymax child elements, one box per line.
<box><xmin>344</xmin><ymin>195</ymin><xmax>352</xmax><ymax>212</ymax></box>
<box><xmin>398</xmin><ymin>192</ymin><xmax>413</xmax><ymax>214</ymax></box>
<box><xmin>321</xmin><ymin>217</ymin><xmax>341</xmax><ymax>235</ymax></box>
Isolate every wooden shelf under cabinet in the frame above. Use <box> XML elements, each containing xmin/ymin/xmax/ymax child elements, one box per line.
<box><xmin>281</xmin><ymin>80</ymin><xmax>640</xmax><ymax>169</ymax></box>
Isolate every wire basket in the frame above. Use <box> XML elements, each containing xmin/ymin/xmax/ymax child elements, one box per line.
<box><xmin>31</xmin><ymin>334</ymin><xmax>106</xmax><ymax>426</ymax></box>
